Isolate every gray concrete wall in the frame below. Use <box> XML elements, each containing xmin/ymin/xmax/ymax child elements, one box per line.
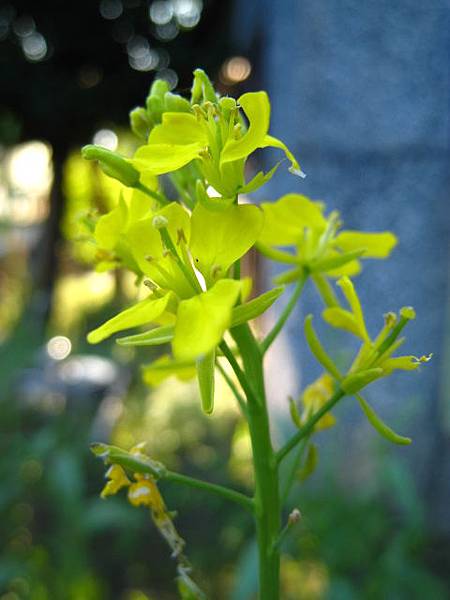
<box><xmin>233</xmin><ymin>0</ymin><xmax>450</xmax><ymax>527</ymax></box>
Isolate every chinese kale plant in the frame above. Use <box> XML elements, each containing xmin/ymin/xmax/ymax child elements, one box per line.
<box><xmin>82</xmin><ymin>69</ymin><xmax>430</xmax><ymax>599</ymax></box>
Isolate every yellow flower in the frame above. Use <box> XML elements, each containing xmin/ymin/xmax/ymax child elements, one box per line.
<box><xmin>301</xmin><ymin>373</ymin><xmax>336</xmax><ymax>431</ymax></box>
<box><xmin>100</xmin><ymin>464</ymin><xmax>131</xmax><ymax>498</ymax></box>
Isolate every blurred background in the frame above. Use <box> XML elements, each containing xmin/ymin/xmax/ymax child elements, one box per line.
<box><xmin>0</xmin><ymin>1</ymin><xmax>449</xmax><ymax>598</ymax></box>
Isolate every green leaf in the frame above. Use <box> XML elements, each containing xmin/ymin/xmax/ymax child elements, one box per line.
<box><xmin>82</xmin><ymin>145</ymin><xmax>141</xmax><ymax>187</ymax></box>
<box><xmin>173</xmin><ymin>279</ymin><xmax>242</xmax><ymax>361</ymax></box>
<box><xmin>259</xmin><ymin>194</ymin><xmax>327</xmax><ymax>246</ymax></box>
<box><xmin>238</xmin><ymin>162</ymin><xmax>281</xmax><ymax>195</ymax></box>
<box><xmin>261</xmin><ymin>134</ymin><xmax>305</xmax><ymax>177</ymax></box>
<box><xmin>289</xmin><ymin>397</ymin><xmax>302</xmax><ymax>429</ymax></box>
<box><xmin>197</xmin><ymin>350</ymin><xmax>216</xmax><ymax>415</ymax></box>
<box><xmin>335</xmin><ymin>231</ymin><xmax>398</xmax><ymax>258</ymax></box>
<box><xmin>190</xmin><ymin>203</ymin><xmax>263</xmax><ymax>282</ymax></box>
<box><xmin>310</xmin><ymin>249</ymin><xmax>366</xmax><ymax>274</ymax></box>
<box><xmin>116</xmin><ymin>325</ymin><xmax>174</xmax><ymax>346</ymax></box>
<box><xmin>133</xmin><ymin>142</ymin><xmax>204</xmax><ymax>175</ymax></box>
<box><xmin>356</xmin><ymin>394</ymin><xmax>412</xmax><ymax>445</ymax></box>
<box><xmin>341</xmin><ymin>368</ymin><xmax>384</xmax><ymax>394</ymax></box>
<box><xmin>142</xmin><ymin>355</ymin><xmax>196</xmax><ymax>386</ymax></box>
<box><xmin>231</xmin><ymin>286</ymin><xmax>285</xmax><ymax>327</ymax></box>
<box><xmin>221</xmin><ymin>91</ymin><xmax>270</xmax><ymax>164</ymax></box>
<box><xmin>304</xmin><ymin>315</ymin><xmax>342</xmax><ymax>380</ymax></box>
<box><xmin>298</xmin><ymin>443</ymin><xmax>319</xmax><ymax>482</ymax></box>
<box><xmin>87</xmin><ymin>292</ymin><xmax>175</xmax><ymax>344</ymax></box>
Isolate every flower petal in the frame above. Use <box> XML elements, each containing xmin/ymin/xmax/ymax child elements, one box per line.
<box><xmin>87</xmin><ymin>292</ymin><xmax>175</xmax><ymax>344</ymax></box>
<box><xmin>221</xmin><ymin>91</ymin><xmax>270</xmax><ymax>164</ymax></box>
<box><xmin>173</xmin><ymin>279</ymin><xmax>242</xmax><ymax>360</ymax></box>
<box><xmin>335</xmin><ymin>231</ymin><xmax>398</xmax><ymax>258</ymax></box>
<box><xmin>259</xmin><ymin>194</ymin><xmax>327</xmax><ymax>246</ymax></box>
<box><xmin>133</xmin><ymin>142</ymin><xmax>204</xmax><ymax>175</ymax></box>
<box><xmin>190</xmin><ymin>203</ymin><xmax>263</xmax><ymax>282</ymax></box>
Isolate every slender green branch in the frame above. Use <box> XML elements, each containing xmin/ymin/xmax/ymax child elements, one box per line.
<box><xmin>91</xmin><ymin>442</ymin><xmax>253</xmax><ymax>512</ymax></box>
<box><xmin>165</xmin><ymin>470</ymin><xmax>254</xmax><ymax>513</ymax></box>
<box><xmin>261</xmin><ymin>273</ymin><xmax>308</xmax><ymax>355</ymax></box>
<box><xmin>276</xmin><ymin>389</ymin><xmax>345</xmax><ymax>464</ymax></box>
<box><xmin>216</xmin><ymin>360</ymin><xmax>248</xmax><ymax>418</ymax></box>
<box><xmin>136</xmin><ymin>182</ymin><xmax>169</xmax><ymax>205</ymax></box>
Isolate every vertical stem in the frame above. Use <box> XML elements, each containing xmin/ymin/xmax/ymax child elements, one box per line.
<box><xmin>231</xmin><ymin>323</ymin><xmax>280</xmax><ymax>600</ymax></box>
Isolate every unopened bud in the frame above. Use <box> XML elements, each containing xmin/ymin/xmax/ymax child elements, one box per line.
<box><xmin>383</xmin><ymin>312</ymin><xmax>397</xmax><ymax>328</ymax></box>
<box><xmin>288</xmin><ymin>508</ymin><xmax>302</xmax><ymax>525</ymax></box>
<box><xmin>164</xmin><ymin>92</ymin><xmax>191</xmax><ymax>113</ymax></box>
<box><xmin>150</xmin><ymin>78</ymin><xmax>170</xmax><ymax>99</ymax></box>
<box><xmin>146</xmin><ymin>95</ymin><xmax>164</xmax><ymax>124</ymax></box>
<box><xmin>82</xmin><ymin>145</ymin><xmax>140</xmax><ymax>187</ymax></box>
<box><xmin>400</xmin><ymin>306</ymin><xmax>416</xmax><ymax>321</ymax></box>
<box><xmin>152</xmin><ymin>215</ymin><xmax>169</xmax><ymax>230</ymax></box>
<box><xmin>130</xmin><ymin>107</ymin><xmax>151</xmax><ymax>141</ymax></box>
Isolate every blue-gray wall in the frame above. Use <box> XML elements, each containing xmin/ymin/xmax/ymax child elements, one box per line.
<box><xmin>233</xmin><ymin>0</ymin><xmax>450</xmax><ymax>527</ymax></box>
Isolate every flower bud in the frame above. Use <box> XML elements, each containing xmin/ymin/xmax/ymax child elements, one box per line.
<box><xmin>82</xmin><ymin>145</ymin><xmax>140</xmax><ymax>187</ymax></box>
<box><xmin>164</xmin><ymin>91</ymin><xmax>191</xmax><ymax>113</ymax></box>
<box><xmin>152</xmin><ymin>215</ymin><xmax>169</xmax><ymax>230</ymax></box>
<box><xmin>146</xmin><ymin>95</ymin><xmax>164</xmax><ymax>124</ymax></box>
<box><xmin>129</xmin><ymin>106</ymin><xmax>151</xmax><ymax>141</ymax></box>
<box><xmin>191</xmin><ymin>68</ymin><xmax>217</xmax><ymax>104</ymax></box>
<box><xmin>150</xmin><ymin>78</ymin><xmax>170</xmax><ymax>99</ymax></box>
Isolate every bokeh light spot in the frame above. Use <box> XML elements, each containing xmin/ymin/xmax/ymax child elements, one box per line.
<box><xmin>100</xmin><ymin>0</ymin><xmax>123</xmax><ymax>20</ymax></box>
<box><xmin>220</xmin><ymin>56</ymin><xmax>252</xmax><ymax>84</ymax></box>
<box><xmin>21</xmin><ymin>32</ymin><xmax>47</xmax><ymax>62</ymax></box>
<box><xmin>92</xmin><ymin>129</ymin><xmax>118</xmax><ymax>150</ymax></box>
<box><xmin>149</xmin><ymin>1</ymin><xmax>174</xmax><ymax>25</ymax></box>
<box><xmin>46</xmin><ymin>336</ymin><xmax>72</xmax><ymax>361</ymax></box>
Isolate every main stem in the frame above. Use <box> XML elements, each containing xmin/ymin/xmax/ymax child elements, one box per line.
<box><xmin>231</xmin><ymin>323</ymin><xmax>281</xmax><ymax>600</ymax></box>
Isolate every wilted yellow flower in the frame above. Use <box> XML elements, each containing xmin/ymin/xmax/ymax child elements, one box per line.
<box><xmin>100</xmin><ymin>464</ymin><xmax>131</xmax><ymax>498</ymax></box>
<box><xmin>301</xmin><ymin>373</ymin><xmax>336</xmax><ymax>431</ymax></box>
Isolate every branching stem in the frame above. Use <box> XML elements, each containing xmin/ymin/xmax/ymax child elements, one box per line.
<box><xmin>276</xmin><ymin>389</ymin><xmax>345</xmax><ymax>465</ymax></box>
<box><xmin>261</xmin><ymin>274</ymin><xmax>308</xmax><ymax>354</ymax></box>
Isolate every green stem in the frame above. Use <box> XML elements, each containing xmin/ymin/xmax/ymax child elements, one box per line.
<box><xmin>165</xmin><ymin>470</ymin><xmax>254</xmax><ymax>513</ymax></box>
<box><xmin>136</xmin><ymin>182</ymin><xmax>169</xmax><ymax>206</ymax></box>
<box><xmin>231</xmin><ymin>323</ymin><xmax>281</xmax><ymax>600</ymax></box>
<box><xmin>276</xmin><ymin>389</ymin><xmax>345</xmax><ymax>464</ymax></box>
<box><xmin>261</xmin><ymin>274</ymin><xmax>308</xmax><ymax>355</ymax></box>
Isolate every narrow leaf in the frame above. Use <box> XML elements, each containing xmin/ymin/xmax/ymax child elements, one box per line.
<box><xmin>231</xmin><ymin>286</ymin><xmax>284</xmax><ymax>327</ymax></box>
<box><xmin>304</xmin><ymin>315</ymin><xmax>342</xmax><ymax>380</ymax></box>
<box><xmin>117</xmin><ymin>325</ymin><xmax>174</xmax><ymax>346</ymax></box>
<box><xmin>356</xmin><ymin>394</ymin><xmax>411</xmax><ymax>445</ymax></box>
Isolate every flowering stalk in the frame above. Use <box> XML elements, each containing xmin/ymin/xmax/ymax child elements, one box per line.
<box><xmin>81</xmin><ymin>70</ymin><xmax>430</xmax><ymax>599</ymax></box>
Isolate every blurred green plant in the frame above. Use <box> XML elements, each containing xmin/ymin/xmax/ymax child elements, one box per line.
<box><xmin>78</xmin><ymin>69</ymin><xmax>431</xmax><ymax>599</ymax></box>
